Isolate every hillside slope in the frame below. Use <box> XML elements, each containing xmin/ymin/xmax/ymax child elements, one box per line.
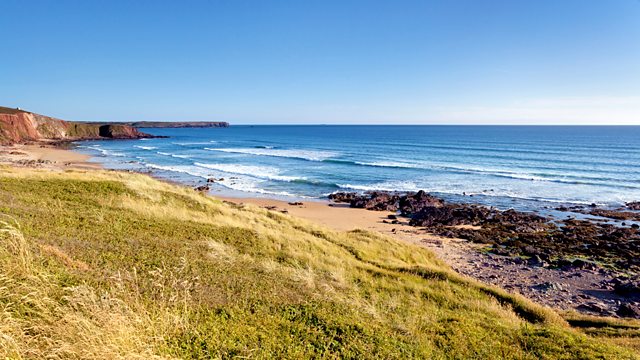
<box><xmin>0</xmin><ymin>167</ymin><xmax>638</xmax><ymax>359</ymax></box>
<box><xmin>0</xmin><ymin>107</ymin><xmax>151</xmax><ymax>144</ymax></box>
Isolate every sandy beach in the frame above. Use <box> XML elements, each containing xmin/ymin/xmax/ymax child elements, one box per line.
<box><xmin>1</xmin><ymin>143</ymin><xmax>638</xmax><ymax>319</ymax></box>
<box><xmin>0</xmin><ymin>143</ymin><xmax>101</xmax><ymax>170</ymax></box>
<box><xmin>4</xmin><ymin>2</ymin><xmax>640</xmax><ymax>355</ymax></box>
<box><xmin>219</xmin><ymin>194</ymin><xmax>639</xmax><ymax>318</ymax></box>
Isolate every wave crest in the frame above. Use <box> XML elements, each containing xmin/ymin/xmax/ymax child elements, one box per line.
<box><xmin>205</xmin><ymin>148</ymin><xmax>338</xmax><ymax>161</ymax></box>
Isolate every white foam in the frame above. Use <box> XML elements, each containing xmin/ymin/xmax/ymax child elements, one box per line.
<box><xmin>338</xmin><ymin>180</ymin><xmax>420</xmax><ymax>192</ymax></box>
<box><xmin>145</xmin><ymin>164</ymin><xmax>211</xmax><ymax>179</ymax></box>
<box><xmin>173</xmin><ymin>141</ymin><xmax>216</xmax><ymax>146</ymax></box>
<box><xmin>353</xmin><ymin>160</ymin><xmax>580</xmax><ymax>183</ymax></box>
<box><xmin>88</xmin><ymin>147</ymin><xmax>125</xmax><ymax>157</ymax></box>
<box><xmin>134</xmin><ymin>145</ymin><xmax>157</xmax><ymax>150</ymax></box>
<box><xmin>157</xmin><ymin>151</ymin><xmax>192</xmax><ymax>159</ymax></box>
<box><xmin>355</xmin><ymin>161</ymin><xmax>420</xmax><ymax>169</ymax></box>
<box><xmin>217</xmin><ymin>177</ymin><xmax>296</xmax><ymax>197</ymax></box>
<box><xmin>204</xmin><ymin>147</ymin><xmax>337</xmax><ymax>161</ymax></box>
<box><xmin>145</xmin><ymin>163</ymin><xmax>295</xmax><ymax>196</ymax></box>
<box><xmin>194</xmin><ymin>162</ymin><xmax>303</xmax><ymax>182</ymax></box>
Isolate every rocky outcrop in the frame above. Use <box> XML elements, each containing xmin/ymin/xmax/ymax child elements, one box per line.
<box><xmin>626</xmin><ymin>202</ymin><xmax>640</xmax><ymax>210</ymax></box>
<box><xmin>0</xmin><ymin>106</ymin><xmax>153</xmax><ymax>144</ymax></box>
<box><xmin>329</xmin><ymin>190</ymin><xmax>640</xmax><ymax>272</ymax></box>
<box><xmin>97</xmin><ymin>124</ymin><xmax>147</xmax><ymax>138</ymax></box>
<box><xmin>328</xmin><ymin>190</ymin><xmax>444</xmax><ymax>213</ymax></box>
<box><xmin>329</xmin><ymin>190</ymin><xmax>640</xmax><ymax>318</ymax></box>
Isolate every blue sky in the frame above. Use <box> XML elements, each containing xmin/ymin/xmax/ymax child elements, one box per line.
<box><xmin>1</xmin><ymin>0</ymin><xmax>639</xmax><ymax>124</ymax></box>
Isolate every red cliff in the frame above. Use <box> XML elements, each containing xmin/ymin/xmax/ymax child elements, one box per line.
<box><xmin>0</xmin><ymin>107</ymin><xmax>152</xmax><ymax>145</ymax></box>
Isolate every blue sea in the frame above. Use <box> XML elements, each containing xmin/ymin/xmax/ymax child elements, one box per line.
<box><xmin>75</xmin><ymin>125</ymin><xmax>640</xmax><ymax>211</ymax></box>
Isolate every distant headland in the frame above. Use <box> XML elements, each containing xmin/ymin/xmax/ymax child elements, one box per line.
<box><xmin>80</xmin><ymin>121</ymin><xmax>229</xmax><ymax>128</ymax></box>
<box><xmin>0</xmin><ymin>106</ymin><xmax>228</xmax><ymax>145</ymax></box>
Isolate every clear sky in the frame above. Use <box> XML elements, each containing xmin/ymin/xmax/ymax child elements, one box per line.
<box><xmin>1</xmin><ymin>0</ymin><xmax>639</xmax><ymax>124</ymax></box>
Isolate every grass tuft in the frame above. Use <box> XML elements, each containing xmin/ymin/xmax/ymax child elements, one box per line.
<box><xmin>0</xmin><ymin>167</ymin><xmax>637</xmax><ymax>358</ymax></box>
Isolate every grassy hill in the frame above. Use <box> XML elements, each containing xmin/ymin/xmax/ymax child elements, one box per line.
<box><xmin>0</xmin><ymin>167</ymin><xmax>638</xmax><ymax>359</ymax></box>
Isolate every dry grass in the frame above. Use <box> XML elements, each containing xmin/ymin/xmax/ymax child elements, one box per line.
<box><xmin>0</xmin><ymin>167</ymin><xmax>637</xmax><ymax>359</ymax></box>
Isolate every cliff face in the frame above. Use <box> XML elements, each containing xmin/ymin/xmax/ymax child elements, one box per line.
<box><xmin>0</xmin><ymin>107</ymin><xmax>152</xmax><ymax>145</ymax></box>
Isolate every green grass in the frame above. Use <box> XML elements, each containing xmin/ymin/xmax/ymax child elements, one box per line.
<box><xmin>0</xmin><ymin>167</ymin><xmax>638</xmax><ymax>359</ymax></box>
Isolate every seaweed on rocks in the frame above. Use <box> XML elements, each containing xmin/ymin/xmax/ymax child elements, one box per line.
<box><xmin>329</xmin><ymin>190</ymin><xmax>640</xmax><ymax>272</ymax></box>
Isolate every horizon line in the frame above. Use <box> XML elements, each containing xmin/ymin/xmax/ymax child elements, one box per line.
<box><xmin>110</xmin><ymin>122</ymin><xmax>640</xmax><ymax>126</ymax></box>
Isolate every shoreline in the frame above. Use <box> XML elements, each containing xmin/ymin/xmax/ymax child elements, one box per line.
<box><xmin>218</xmin><ymin>194</ymin><xmax>639</xmax><ymax>318</ymax></box>
<box><xmin>2</xmin><ymin>142</ymin><xmax>639</xmax><ymax>320</ymax></box>
<box><xmin>0</xmin><ymin>142</ymin><xmax>102</xmax><ymax>170</ymax></box>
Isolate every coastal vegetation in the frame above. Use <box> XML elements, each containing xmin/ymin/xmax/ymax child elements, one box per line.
<box><xmin>0</xmin><ymin>167</ymin><xmax>639</xmax><ymax>358</ymax></box>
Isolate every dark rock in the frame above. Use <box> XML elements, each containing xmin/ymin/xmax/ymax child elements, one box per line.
<box><xmin>533</xmin><ymin>282</ymin><xmax>564</xmax><ymax>292</ymax></box>
<box><xmin>387</xmin><ymin>214</ymin><xmax>397</xmax><ymax>220</ymax></box>
<box><xmin>522</xmin><ymin>246</ymin><xmax>539</xmax><ymax>256</ymax></box>
<box><xmin>398</xmin><ymin>190</ymin><xmax>444</xmax><ymax>214</ymax></box>
<box><xmin>626</xmin><ymin>201</ymin><xmax>640</xmax><ymax>210</ymax></box>
<box><xmin>288</xmin><ymin>202</ymin><xmax>304</xmax><ymax>206</ymax></box>
<box><xmin>328</xmin><ymin>190</ymin><xmax>444</xmax><ymax>213</ymax></box>
<box><xmin>98</xmin><ymin>124</ymin><xmax>149</xmax><ymax>139</ymax></box>
<box><xmin>616</xmin><ymin>303</ymin><xmax>640</xmax><ymax>318</ymax></box>
<box><xmin>327</xmin><ymin>192</ymin><xmax>359</xmax><ymax>203</ymax></box>
<box><xmin>576</xmin><ymin>302</ymin><xmax>608</xmax><ymax>315</ymax></box>
<box><xmin>528</xmin><ymin>255</ymin><xmax>547</xmax><ymax>267</ymax></box>
<box><xmin>329</xmin><ymin>190</ymin><xmax>640</xmax><ymax>272</ymax></box>
<box><xmin>614</xmin><ymin>279</ymin><xmax>640</xmax><ymax>297</ymax></box>
<box><xmin>587</xmin><ymin>208</ymin><xmax>640</xmax><ymax>221</ymax></box>
<box><xmin>328</xmin><ymin>191</ymin><xmax>400</xmax><ymax>211</ymax></box>
<box><xmin>409</xmin><ymin>204</ymin><xmax>492</xmax><ymax>227</ymax></box>
<box><xmin>194</xmin><ymin>185</ymin><xmax>210</xmax><ymax>192</ymax></box>
<box><xmin>570</xmin><ymin>259</ymin><xmax>599</xmax><ymax>270</ymax></box>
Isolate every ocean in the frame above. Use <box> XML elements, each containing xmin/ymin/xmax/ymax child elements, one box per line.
<box><xmin>75</xmin><ymin>125</ymin><xmax>640</xmax><ymax>211</ymax></box>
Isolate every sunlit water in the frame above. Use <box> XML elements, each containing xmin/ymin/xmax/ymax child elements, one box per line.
<box><xmin>75</xmin><ymin>125</ymin><xmax>640</xmax><ymax>212</ymax></box>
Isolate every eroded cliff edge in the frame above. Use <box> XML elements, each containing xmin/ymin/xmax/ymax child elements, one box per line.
<box><xmin>0</xmin><ymin>106</ymin><xmax>153</xmax><ymax>145</ymax></box>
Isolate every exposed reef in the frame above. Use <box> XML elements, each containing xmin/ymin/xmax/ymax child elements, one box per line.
<box><xmin>329</xmin><ymin>190</ymin><xmax>640</xmax><ymax>318</ymax></box>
